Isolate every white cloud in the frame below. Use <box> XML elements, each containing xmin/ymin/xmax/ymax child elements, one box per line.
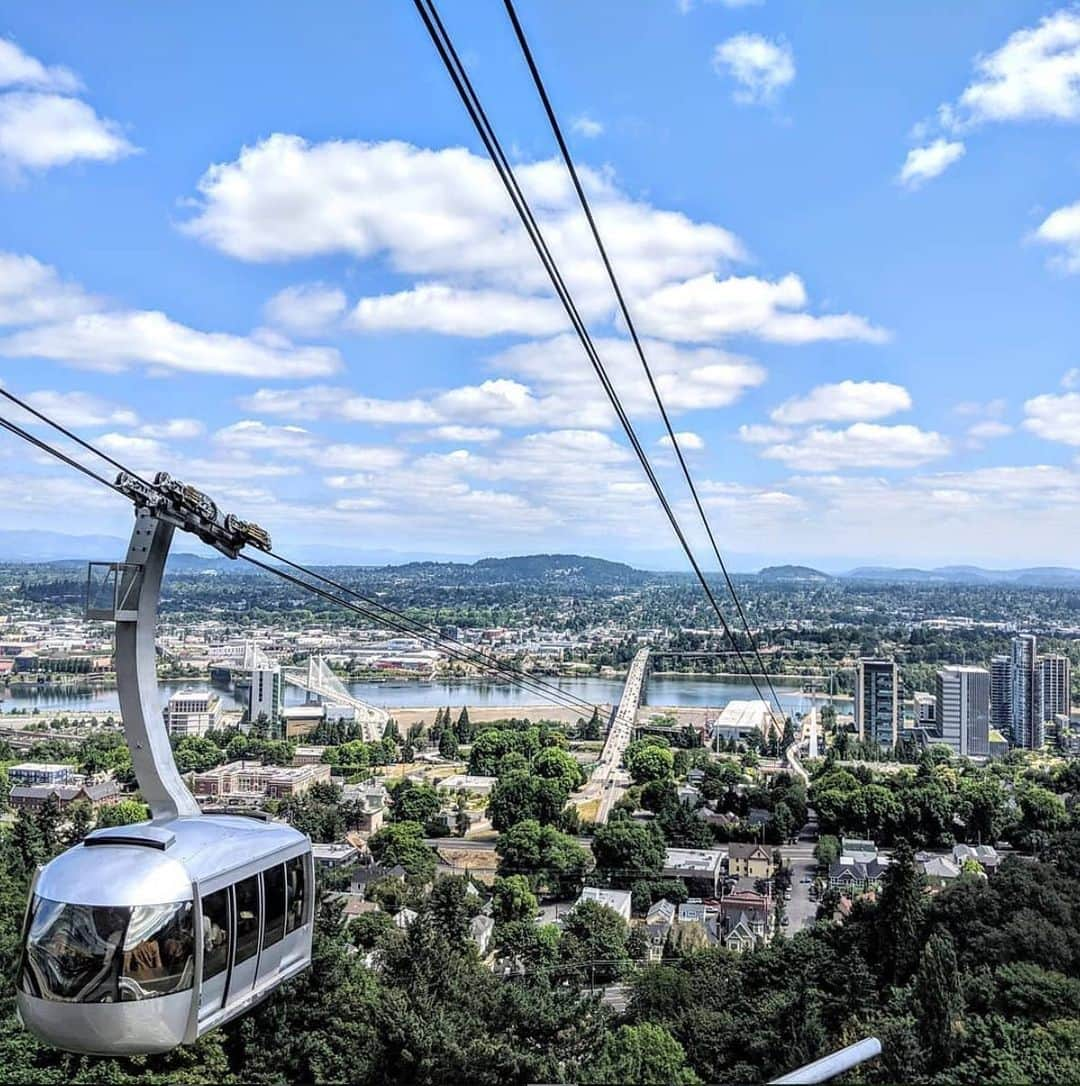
<box><xmin>20</xmin><ymin>389</ymin><xmax>137</xmax><ymax>428</ymax></box>
<box><xmin>897</xmin><ymin>139</ymin><xmax>965</xmax><ymax>188</ymax></box>
<box><xmin>349</xmin><ymin>284</ymin><xmax>566</xmax><ymax>337</ymax></box>
<box><xmin>425</xmin><ymin>425</ymin><xmax>501</xmax><ymax>443</ymax></box>
<box><xmin>631</xmin><ymin>273</ymin><xmax>887</xmax><ymax>345</ymax></box>
<box><xmin>0</xmin><ymin>92</ymin><xmax>134</xmax><ymax>174</ymax></box>
<box><xmin>1023</xmin><ymin>391</ymin><xmax>1080</xmax><ymax>444</ymax></box>
<box><xmin>181</xmin><ymin>137</ymin><xmax>742</xmax><ymax>300</ymax></box>
<box><xmin>0</xmin><ymin>39</ymin><xmax>80</xmax><ymax>92</ymax></box>
<box><xmin>658</xmin><ymin>431</ymin><xmax>705</xmax><ymax>450</ymax></box>
<box><xmin>712</xmin><ymin>34</ymin><xmax>794</xmax><ymax>105</ymax></box>
<box><xmin>0</xmin><ymin>308</ymin><xmax>341</xmax><ymax>378</ymax></box>
<box><xmin>264</xmin><ymin>283</ymin><xmax>347</xmax><ymax>336</ymax></box>
<box><xmin>738</xmin><ymin>423</ymin><xmax>792</xmax><ymax>444</ymax></box>
<box><xmin>1063</xmin><ymin>368</ymin><xmax>1080</xmax><ymax>390</ymax></box>
<box><xmin>138</xmin><ymin>418</ymin><xmax>205</xmax><ymax>440</ymax></box>
<box><xmin>0</xmin><ymin>252</ymin><xmax>97</xmax><ymax>325</ymax></box>
<box><xmin>966</xmin><ymin>419</ymin><xmax>1012</xmax><ymax>442</ymax></box>
<box><xmin>761</xmin><ymin>422</ymin><xmax>950</xmax><ymax>470</ymax></box>
<box><xmin>571</xmin><ymin>115</ymin><xmax>604</xmax><ymax>138</ymax></box>
<box><xmin>241</xmin><ymin>385</ymin><xmax>440</xmax><ymax>425</ymax></box>
<box><xmin>1035</xmin><ymin>198</ymin><xmax>1080</xmax><ymax>273</ymax></box>
<box><xmin>954</xmin><ymin>10</ymin><xmax>1080</xmax><ymax>127</ymax></box>
<box><xmin>214</xmin><ymin>421</ymin><xmax>316</xmax><ymax>452</ymax></box>
<box><xmin>96</xmin><ymin>432</ymin><xmax>169</xmax><ymax>463</ymax></box>
<box><xmin>771</xmin><ymin>380</ymin><xmax>912</xmax><ymax>424</ymax></box>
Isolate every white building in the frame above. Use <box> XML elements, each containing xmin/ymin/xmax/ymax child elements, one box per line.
<box><xmin>913</xmin><ymin>692</ymin><xmax>936</xmax><ymax>728</ymax></box>
<box><xmin>712</xmin><ymin>700</ymin><xmax>770</xmax><ymax>744</ymax></box>
<box><xmin>573</xmin><ymin>886</ymin><xmax>631</xmax><ymax>922</ymax></box>
<box><xmin>249</xmin><ymin>665</ymin><xmax>283</xmax><ymax>730</ymax></box>
<box><xmin>1037</xmin><ymin>654</ymin><xmax>1070</xmax><ymax>727</ymax></box>
<box><xmin>936</xmin><ymin>666</ymin><xmax>990</xmax><ymax>757</ymax></box>
<box><xmin>164</xmin><ymin>689</ymin><xmax>222</xmax><ymax>738</ymax></box>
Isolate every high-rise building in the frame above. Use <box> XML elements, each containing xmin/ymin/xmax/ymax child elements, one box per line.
<box><xmin>249</xmin><ymin>665</ymin><xmax>283</xmax><ymax>731</ymax></box>
<box><xmin>990</xmin><ymin>654</ymin><xmax>1011</xmax><ymax>734</ymax></box>
<box><xmin>855</xmin><ymin>659</ymin><xmax>897</xmax><ymax>749</ymax></box>
<box><xmin>913</xmin><ymin>692</ymin><xmax>936</xmax><ymax>727</ymax></box>
<box><xmin>936</xmin><ymin>666</ymin><xmax>990</xmax><ymax>757</ymax></box>
<box><xmin>1037</xmin><ymin>654</ymin><xmax>1071</xmax><ymax>727</ymax></box>
<box><xmin>1011</xmin><ymin>635</ymin><xmax>1038</xmax><ymax>748</ymax></box>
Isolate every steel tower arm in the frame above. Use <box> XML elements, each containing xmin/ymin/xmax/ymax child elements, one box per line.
<box><xmin>87</xmin><ymin>477</ymin><xmax>273</xmax><ymax>822</ymax></box>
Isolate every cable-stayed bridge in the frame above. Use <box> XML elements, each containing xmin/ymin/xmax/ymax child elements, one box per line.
<box><xmin>281</xmin><ymin>655</ymin><xmax>388</xmax><ymax>743</ymax></box>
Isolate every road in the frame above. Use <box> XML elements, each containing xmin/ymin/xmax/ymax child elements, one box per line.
<box><xmin>784</xmin><ymin>850</ymin><xmax>819</xmax><ymax>931</ymax></box>
<box><xmin>574</xmin><ymin>648</ymin><xmax>650</xmax><ymax>823</ymax></box>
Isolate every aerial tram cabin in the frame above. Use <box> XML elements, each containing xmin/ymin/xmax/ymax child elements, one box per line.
<box><xmin>15</xmin><ymin>479</ymin><xmax>314</xmax><ymax>1056</ymax></box>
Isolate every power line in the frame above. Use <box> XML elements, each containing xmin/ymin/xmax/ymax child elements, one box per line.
<box><xmin>241</xmin><ymin>551</ymin><xmax>599</xmax><ymax>716</ymax></box>
<box><xmin>500</xmin><ymin>0</ymin><xmax>785</xmax><ymax>723</ymax></box>
<box><xmin>412</xmin><ymin>0</ymin><xmax>778</xmax><ymax>723</ymax></box>
<box><xmin>258</xmin><ymin>548</ymin><xmax>601</xmax><ymax>715</ymax></box>
<box><xmin>0</xmin><ymin>400</ymin><xmax>601</xmax><ymax>717</ymax></box>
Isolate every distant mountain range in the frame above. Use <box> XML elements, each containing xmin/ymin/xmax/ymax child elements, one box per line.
<box><xmin>5</xmin><ymin>530</ymin><xmax>1080</xmax><ymax>589</ymax></box>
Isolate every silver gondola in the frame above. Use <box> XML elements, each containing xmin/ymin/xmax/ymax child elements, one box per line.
<box><xmin>16</xmin><ymin>485</ymin><xmax>314</xmax><ymax>1056</ymax></box>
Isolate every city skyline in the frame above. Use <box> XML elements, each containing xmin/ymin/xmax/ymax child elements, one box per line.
<box><xmin>2</xmin><ymin>3</ymin><xmax>1080</xmax><ymax>569</ymax></box>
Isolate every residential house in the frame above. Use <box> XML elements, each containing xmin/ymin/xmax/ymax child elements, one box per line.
<box><xmin>312</xmin><ymin>842</ymin><xmax>361</xmax><ymax>868</ymax></box>
<box><xmin>573</xmin><ymin>886</ymin><xmax>631</xmax><ymax>922</ymax></box>
<box><xmin>470</xmin><ymin>914</ymin><xmax>495</xmax><ymax>956</ymax></box>
<box><xmin>728</xmin><ymin>842</ymin><xmax>774</xmax><ymax>880</ymax></box>
<box><xmin>718</xmin><ymin>889</ymin><xmax>772</xmax><ymax>950</ymax></box>
<box><xmin>829</xmin><ymin>856</ymin><xmax>889</xmax><ymax>893</ymax></box>
<box><xmin>677</xmin><ymin>899</ymin><xmax>707</xmax><ymax>923</ymax></box>
<box><xmin>394</xmin><ymin>907</ymin><xmax>418</xmax><ymax>929</ymax></box>
<box><xmin>841</xmin><ymin>838</ymin><xmax>878</xmax><ymax>864</ymax></box>
<box><xmin>918</xmin><ymin>855</ymin><xmax>962</xmax><ymax>888</ymax></box>
<box><xmin>953</xmin><ymin>843</ymin><xmax>1001</xmax><ymax>874</ymax></box>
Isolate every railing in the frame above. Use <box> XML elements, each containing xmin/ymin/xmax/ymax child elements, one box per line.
<box><xmin>769</xmin><ymin>1038</ymin><xmax>882</xmax><ymax>1084</ymax></box>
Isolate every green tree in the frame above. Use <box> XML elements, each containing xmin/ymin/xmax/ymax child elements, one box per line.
<box><xmin>624</xmin><ymin>741</ymin><xmax>674</xmax><ymax>784</ymax></box>
<box><xmin>914</xmin><ymin>929</ymin><xmax>962</xmax><ymax>1067</ymax></box>
<box><xmin>580</xmin><ymin>1023</ymin><xmax>699</xmax><ymax>1084</ymax></box>
<box><xmin>391</xmin><ymin>781</ymin><xmax>441</xmax><ymax>825</ymax></box>
<box><xmin>455</xmin><ymin>706</ymin><xmax>474</xmax><ymax>744</ymax></box>
<box><xmin>814</xmin><ymin>834</ymin><xmax>840</xmax><ymax>867</ymax></box>
<box><xmin>532</xmin><ymin>746</ymin><xmax>586</xmax><ymax>792</ymax></box>
<box><xmin>488</xmin><ymin>771</ymin><xmax>569</xmax><ymax>831</ymax></box>
<box><xmin>592</xmin><ymin>820</ymin><xmax>665</xmax><ymax>885</ymax></box>
<box><xmin>875</xmin><ymin>839</ymin><xmax>926</xmax><ymax>984</ymax></box>
<box><xmin>491</xmin><ymin>875</ymin><xmax>538</xmax><ymax>923</ymax></box>
<box><xmin>369</xmin><ymin>821</ymin><xmax>437</xmax><ymax>881</ymax></box>
<box><xmin>438</xmin><ymin>728</ymin><xmax>459</xmax><ymax>760</ymax></box>
<box><xmin>560</xmin><ymin>900</ymin><xmax>629</xmax><ymax>984</ymax></box>
<box><xmin>173</xmin><ymin>735</ymin><xmax>225</xmax><ymax>774</ymax></box>
<box><xmin>495</xmin><ymin>820</ymin><xmax>591</xmax><ymax>896</ymax></box>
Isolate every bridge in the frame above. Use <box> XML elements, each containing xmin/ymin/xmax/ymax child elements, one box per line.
<box><xmin>281</xmin><ymin>655</ymin><xmax>388</xmax><ymax>743</ymax></box>
<box><xmin>575</xmin><ymin>648</ymin><xmax>651</xmax><ymax>824</ymax></box>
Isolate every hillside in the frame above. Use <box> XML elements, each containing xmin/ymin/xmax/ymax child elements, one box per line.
<box><xmin>756</xmin><ymin>565</ymin><xmax>832</xmax><ymax>583</ymax></box>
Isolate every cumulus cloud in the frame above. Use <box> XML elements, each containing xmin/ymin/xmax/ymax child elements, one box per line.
<box><xmin>658</xmin><ymin>431</ymin><xmax>705</xmax><ymax>450</ymax></box>
<box><xmin>350</xmin><ymin>284</ymin><xmax>566</xmax><ymax>337</ymax></box>
<box><xmin>1035</xmin><ymin>198</ymin><xmax>1080</xmax><ymax>273</ymax></box>
<box><xmin>1023</xmin><ymin>391</ymin><xmax>1080</xmax><ymax>444</ymax></box>
<box><xmin>425</xmin><ymin>425</ymin><xmax>501</xmax><ymax>443</ymax></box>
<box><xmin>0</xmin><ymin>252</ymin><xmax>97</xmax><ymax>325</ymax></box>
<box><xmin>966</xmin><ymin>419</ymin><xmax>1012</xmax><ymax>443</ymax></box>
<box><xmin>0</xmin><ymin>39</ymin><xmax>80</xmax><ymax>93</ymax></box>
<box><xmin>770</xmin><ymin>380</ymin><xmax>912</xmax><ymax>425</ymax></box>
<box><xmin>571</xmin><ymin>115</ymin><xmax>604</xmax><ymax>138</ymax></box>
<box><xmin>0</xmin><ymin>252</ymin><xmax>341</xmax><ymax>378</ymax></box>
<box><xmin>737</xmin><ymin>423</ymin><xmax>793</xmax><ymax>444</ymax></box>
<box><xmin>632</xmin><ymin>273</ymin><xmax>887</xmax><ymax>345</ymax></box>
<box><xmin>264</xmin><ymin>283</ymin><xmax>347</xmax><ymax>336</ymax></box>
<box><xmin>954</xmin><ymin>9</ymin><xmax>1080</xmax><ymax>127</ymax></box>
<box><xmin>712</xmin><ymin>34</ymin><xmax>795</xmax><ymax>105</ymax></box>
<box><xmin>761</xmin><ymin>422</ymin><xmax>950</xmax><ymax>470</ymax></box>
<box><xmin>20</xmin><ymin>389</ymin><xmax>136</xmax><ymax>428</ymax></box>
<box><xmin>897</xmin><ymin>139</ymin><xmax>965</xmax><ymax>188</ymax></box>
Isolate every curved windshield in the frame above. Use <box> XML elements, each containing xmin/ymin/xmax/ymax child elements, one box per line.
<box><xmin>20</xmin><ymin>897</ymin><xmax>194</xmax><ymax>1004</ymax></box>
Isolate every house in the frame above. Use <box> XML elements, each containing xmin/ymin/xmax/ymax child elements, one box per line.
<box><xmin>350</xmin><ymin>864</ymin><xmax>407</xmax><ymax>899</ymax></box>
<box><xmin>573</xmin><ymin>886</ymin><xmax>631</xmax><ymax>922</ymax></box>
<box><xmin>663</xmin><ymin>847</ymin><xmax>726</xmax><ymax>895</ymax></box>
<box><xmin>728</xmin><ymin>842</ymin><xmax>774</xmax><ymax>879</ymax></box>
<box><xmin>718</xmin><ymin>890</ymin><xmax>772</xmax><ymax>949</ymax></box>
<box><xmin>676</xmin><ymin>784</ymin><xmax>701</xmax><ymax>806</ymax></box>
<box><xmin>678</xmin><ymin>899</ymin><xmax>706</xmax><ymax>923</ymax></box>
<box><xmin>10</xmin><ymin>780</ymin><xmax>122</xmax><ymax>812</ymax></box>
<box><xmin>724</xmin><ymin>914</ymin><xmax>759</xmax><ymax>953</ymax></box>
<box><xmin>953</xmin><ymin>843</ymin><xmax>1001</xmax><ymax>873</ymax></box>
<box><xmin>342</xmin><ymin>780</ymin><xmax>390</xmax><ymax>833</ymax></box>
<box><xmin>470</xmin><ymin>913</ymin><xmax>495</xmax><ymax>956</ymax></box>
<box><xmin>919</xmin><ymin>855</ymin><xmax>962</xmax><ymax>887</ymax></box>
<box><xmin>841</xmin><ymin>838</ymin><xmax>878</xmax><ymax>864</ymax></box>
<box><xmin>829</xmin><ymin>857</ymin><xmax>889</xmax><ymax>893</ymax></box>
<box><xmin>394</xmin><ymin>907</ymin><xmax>418</xmax><ymax>929</ymax></box>
<box><xmin>312</xmin><ymin>842</ymin><xmax>361</xmax><ymax>869</ymax></box>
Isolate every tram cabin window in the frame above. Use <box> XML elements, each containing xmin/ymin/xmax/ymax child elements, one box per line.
<box><xmin>263</xmin><ymin>864</ymin><xmax>286</xmax><ymax>948</ymax></box>
<box><xmin>20</xmin><ymin>897</ymin><xmax>194</xmax><ymax>1004</ymax></box>
<box><xmin>201</xmin><ymin>889</ymin><xmax>230</xmax><ymax>980</ymax></box>
<box><xmin>234</xmin><ymin>876</ymin><xmax>260</xmax><ymax>964</ymax></box>
<box><xmin>285</xmin><ymin>856</ymin><xmax>307</xmax><ymax>934</ymax></box>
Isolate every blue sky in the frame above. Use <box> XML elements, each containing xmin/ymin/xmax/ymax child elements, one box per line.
<box><xmin>2</xmin><ymin>1</ymin><xmax>1080</xmax><ymax>570</ymax></box>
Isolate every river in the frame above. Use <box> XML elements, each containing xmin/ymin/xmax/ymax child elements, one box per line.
<box><xmin>1</xmin><ymin>674</ymin><xmax>846</xmax><ymax>717</ymax></box>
